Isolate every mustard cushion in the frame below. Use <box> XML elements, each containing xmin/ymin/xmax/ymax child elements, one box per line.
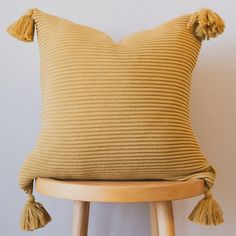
<box><xmin>7</xmin><ymin>8</ymin><xmax>224</xmax><ymax>230</ymax></box>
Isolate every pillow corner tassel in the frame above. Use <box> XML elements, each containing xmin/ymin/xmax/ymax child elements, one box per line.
<box><xmin>188</xmin><ymin>189</ymin><xmax>224</xmax><ymax>226</ymax></box>
<box><xmin>187</xmin><ymin>8</ymin><xmax>225</xmax><ymax>41</ymax></box>
<box><xmin>7</xmin><ymin>9</ymin><xmax>35</xmax><ymax>42</ymax></box>
<box><xmin>20</xmin><ymin>185</ymin><xmax>51</xmax><ymax>231</ymax></box>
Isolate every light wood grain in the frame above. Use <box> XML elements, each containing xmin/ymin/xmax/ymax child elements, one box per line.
<box><xmin>72</xmin><ymin>201</ymin><xmax>90</xmax><ymax>236</ymax></box>
<box><xmin>36</xmin><ymin>178</ymin><xmax>205</xmax><ymax>202</ymax></box>
<box><xmin>149</xmin><ymin>202</ymin><xmax>159</xmax><ymax>236</ymax></box>
<box><xmin>156</xmin><ymin>201</ymin><xmax>175</xmax><ymax>236</ymax></box>
<box><xmin>35</xmin><ymin>178</ymin><xmax>204</xmax><ymax>235</ymax></box>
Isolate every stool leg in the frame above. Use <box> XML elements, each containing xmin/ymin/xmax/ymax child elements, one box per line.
<box><xmin>149</xmin><ymin>202</ymin><xmax>159</xmax><ymax>236</ymax></box>
<box><xmin>156</xmin><ymin>201</ymin><xmax>175</xmax><ymax>236</ymax></box>
<box><xmin>72</xmin><ymin>201</ymin><xmax>90</xmax><ymax>236</ymax></box>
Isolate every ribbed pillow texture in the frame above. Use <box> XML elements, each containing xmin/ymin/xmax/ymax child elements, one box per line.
<box><xmin>7</xmin><ymin>8</ymin><xmax>225</xmax><ymax>231</ymax></box>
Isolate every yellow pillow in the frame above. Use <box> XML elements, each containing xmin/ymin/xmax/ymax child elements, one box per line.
<box><xmin>7</xmin><ymin>8</ymin><xmax>224</xmax><ymax>231</ymax></box>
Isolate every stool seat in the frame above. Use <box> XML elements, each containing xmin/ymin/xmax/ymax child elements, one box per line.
<box><xmin>36</xmin><ymin>178</ymin><xmax>204</xmax><ymax>202</ymax></box>
<box><xmin>35</xmin><ymin>178</ymin><xmax>205</xmax><ymax>236</ymax></box>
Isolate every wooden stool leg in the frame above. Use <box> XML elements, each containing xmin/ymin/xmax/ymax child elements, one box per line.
<box><xmin>149</xmin><ymin>202</ymin><xmax>159</xmax><ymax>236</ymax></box>
<box><xmin>72</xmin><ymin>201</ymin><xmax>90</xmax><ymax>236</ymax></box>
<box><xmin>156</xmin><ymin>201</ymin><xmax>175</xmax><ymax>236</ymax></box>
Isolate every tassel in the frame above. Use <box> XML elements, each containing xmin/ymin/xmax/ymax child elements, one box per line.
<box><xmin>187</xmin><ymin>8</ymin><xmax>225</xmax><ymax>40</ymax></box>
<box><xmin>20</xmin><ymin>193</ymin><xmax>51</xmax><ymax>231</ymax></box>
<box><xmin>7</xmin><ymin>9</ymin><xmax>35</xmax><ymax>42</ymax></box>
<box><xmin>188</xmin><ymin>190</ymin><xmax>224</xmax><ymax>225</ymax></box>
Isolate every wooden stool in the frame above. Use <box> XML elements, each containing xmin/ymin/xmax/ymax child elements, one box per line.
<box><xmin>36</xmin><ymin>178</ymin><xmax>205</xmax><ymax>236</ymax></box>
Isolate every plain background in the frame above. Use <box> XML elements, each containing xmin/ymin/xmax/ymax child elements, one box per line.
<box><xmin>0</xmin><ymin>0</ymin><xmax>235</xmax><ymax>235</ymax></box>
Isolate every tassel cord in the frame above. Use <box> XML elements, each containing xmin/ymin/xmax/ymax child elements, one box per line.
<box><xmin>20</xmin><ymin>182</ymin><xmax>51</xmax><ymax>231</ymax></box>
<box><xmin>7</xmin><ymin>9</ymin><xmax>35</xmax><ymax>42</ymax></box>
<box><xmin>188</xmin><ymin>189</ymin><xmax>224</xmax><ymax>225</ymax></box>
<box><xmin>187</xmin><ymin>8</ymin><xmax>225</xmax><ymax>40</ymax></box>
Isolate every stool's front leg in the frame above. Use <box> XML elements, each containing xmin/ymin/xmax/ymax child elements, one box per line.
<box><xmin>149</xmin><ymin>202</ymin><xmax>159</xmax><ymax>236</ymax></box>
<box><xmin>149</xmin><ymin>201</ymin><xmax>175</xmax><ymax>236</ymax></box>
<box><xmin>157</xmin><ymin>201</ymin><xmax>175</xmax><ymax>236</ymax></box>
<box><xmin>72</xmin><ymin>201</ymin><xmax>90</xmax><ymax>236</ymax></box>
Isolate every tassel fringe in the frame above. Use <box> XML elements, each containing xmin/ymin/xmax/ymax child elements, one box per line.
<box><xmin>187</xmin><ymin>8</ymin><xmax>225</xmax><ymax>40</ymax></box>
<box><xmin>20</xmin><ymin>194</ymin><xmax>51</xmax><ymax>231</ymax></box>
<box><xmin>7</xmin><ymin>9</ymin><xmax>35</xmax><ymax>42</ymax></box>
<box><xmin>188</xmin><ymin>190</ymin><xmax>224</xmax><ymax>225</ymax></box>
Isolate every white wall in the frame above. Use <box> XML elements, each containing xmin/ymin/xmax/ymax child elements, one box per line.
<box><xmin>0</xmin><ymin>0</ymin><xmax>235</xmax><ymax>235</ymax></box>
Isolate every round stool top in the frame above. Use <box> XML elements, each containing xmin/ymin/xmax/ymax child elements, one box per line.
<box><xmin>36</xmin><ymin>178</ymin><xmax>205</xmax><ymax>202</ymax></box>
